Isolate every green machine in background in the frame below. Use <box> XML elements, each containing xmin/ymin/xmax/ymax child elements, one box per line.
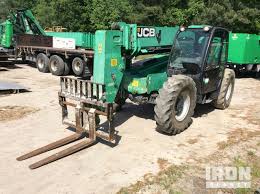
<box><xmin>0</xmin><ymin>9</ymin><xmax>46</xmax><ymax>61</ymax></box>
<box><xmin>0</xmin><ymin>9</ymin><xmax>46</xmax><ymax>47</ymax></box>
<box><xmin>0</xmin><ymin>20</ymin><xmax>13</xmax><ymax>48</ymax></box>
<box><xmin>228</xmin><ymin>32</ymin><xmax>260</xmax><ymax>73</ymax></box>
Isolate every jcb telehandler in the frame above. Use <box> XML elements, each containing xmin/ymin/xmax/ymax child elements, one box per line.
<box><xmin>17</xmin><ymin>24</ymin><xmax>235</xmax><ymax>169</ymax></box>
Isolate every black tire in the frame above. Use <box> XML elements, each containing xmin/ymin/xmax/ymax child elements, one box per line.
<box><xmin>63</xmin><ymin>59</ymin><xmax>71</xmax><ymax>76</ymax></box>
<box><xmin>154</xmin><ymin>75</ymin><xmax>197</xmax><ymax>135</ymax></box>
<box><xmin>72</xmin><ymin>57</ymin><xmax>85</xmax><ymax>76</ymax></box>
<box><xmin>36</xmin><ymin>53</ymin><xmax>49</xmax><ymax>73</ymax></box>
<box><xmin>212</xmin><ymin>68</ymin><xmax>235</xmax><ymax>109</ymax></box>
<box><xmin>49</xmin><ymin>55</ymin><xmax>65</xmax><ymax>76</ymax></box>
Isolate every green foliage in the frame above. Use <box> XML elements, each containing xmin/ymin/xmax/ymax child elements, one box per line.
<box><xmin>0</xmin><ymin>0</ymin><xmax>259</xmax><ymax>33</ymax></box>
<box><xmin>90</xmin><ymin>0</ymin><xmax>133</xmax><ymax>29</ymax></box>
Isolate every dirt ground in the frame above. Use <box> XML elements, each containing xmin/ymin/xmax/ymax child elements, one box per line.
<box><xmin>0</xmin><ymin>64</ymin><xmax>259</xmax><ymax>194</ymax></box>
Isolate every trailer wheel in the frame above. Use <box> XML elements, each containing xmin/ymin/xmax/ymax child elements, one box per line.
<box><xmin>154</xmin><ymin>75</ymin><xmax>197</xmax><ymax>135</ymax></box>
<box><xmin>212</xmin><ymin>68</ymin><xmax>235</xmax><ymax>109</ymax></box>
<box><xmin>36</xmin><ymin>53</ymin><xmax>49</xmax><ymax>73</ymax></box>
<box><xmin>63</xmin><ymin>59</ymin><xmax>71</xmax><ymax>76</ymax></box>
<box><xmin>246</xmin><ymin>64</ymin><xmax>253</xmax><ymax>72</ymax></box>
<box><xmin>49</xmin><ymin>55</ymin><xmax>66</xmax><ymax>76</ymax></box>
<box><xmin>72</xmin><ymin>57</ymin><xmax>85</xmax><ymax>76</ymax></box>
<box><xmin>256</xmin><ymin>65</ymin><xmax>260</xmax><ymax>73</ymax></box>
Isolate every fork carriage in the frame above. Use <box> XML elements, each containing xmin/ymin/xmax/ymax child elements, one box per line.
<box><xmin>17</xmin><ymin>77</ymin><xmax>116</xmax><ymax>169</ymax></box>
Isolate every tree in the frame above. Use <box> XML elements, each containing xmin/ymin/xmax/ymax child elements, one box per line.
<box><xmin>0</xmin><ymin>0</ymin><xmax>259</xmax><ymax>33</ymax></box>
<box><xmin>90</xmin><ymin>0</ymin><xmax>133</xmax><ymax>29</ymax></box>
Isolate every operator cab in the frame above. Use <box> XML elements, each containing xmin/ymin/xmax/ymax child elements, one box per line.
<box><xmin>168</xmin><ymin>25</ymin><xmax>229</xmax><ymax>96</ymax></box>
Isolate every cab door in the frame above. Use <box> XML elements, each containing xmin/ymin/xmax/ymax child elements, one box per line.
<box><xmin>202</xmin><ymin>29</ymin><xmax>228</xmax><ymax>94</ymax></box>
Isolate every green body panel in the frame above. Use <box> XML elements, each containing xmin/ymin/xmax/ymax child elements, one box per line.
<box><xmin>123</xmin><ymin>55</ymin><xmax>169</xmax><ymax>94</ymax></box>
<box><xmin>93</xmin><ymin>23</ymin><xmax>178</xmax><ymax>103</ymax></box>
<box><xmin>228</xmin><ymin>33</ymin><xmax>260</xmax><ymax>65</ymax></box>
<box><xmin>93</xmin><ymin>30</ymin><xmax>125</xmax><ymax>103</ymax></box>
<box><xmin>0</xmin><ymin>20</ymin><xmax>13</xmax><ymax>48</ymax></box>
<box><xmin>113</xmin><ymin>22</ymin><xmax>178</xmax><ymax>55</ymax></box>
<box><xmin>46</xmin><ymin>32</ymin><xmax>95</xmax><ymax>49</ymax></box>
<box><xmin>137</xmin><ymin>26</ymin><xmax>178</xmax><ymax>48</ymax></box>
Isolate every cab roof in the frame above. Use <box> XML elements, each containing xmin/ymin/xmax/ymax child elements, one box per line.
<box><xmin>188</xmin><ymin>25</ymin><xmax>212</xmax><ymax>29</ymax></box>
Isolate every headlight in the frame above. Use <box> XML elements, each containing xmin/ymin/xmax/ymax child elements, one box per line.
<box><xmin>180</xmin><ymin>26</ymin><xmax>186</xmax><ymax>32</ymax></box>
<box><xmin>203</xmin><ymin>26</ymin><xmax>210</xmax><ymax>31</ymax></box>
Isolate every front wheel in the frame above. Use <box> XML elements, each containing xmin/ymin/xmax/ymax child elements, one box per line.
<box><xmin>212</xmin><ymin>68</ymin><xmax>235</xmax><ymax>109</ymax></box>
<box><xmin>154</xmin><ymin>75</ymin><xmax>197</xmax><ymax>135</ymax></box>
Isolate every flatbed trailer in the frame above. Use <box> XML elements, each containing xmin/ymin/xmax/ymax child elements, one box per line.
<box><xmin>17</xmin><ymin>45</ymin><xmax>94</xmax><ymax>59</ymax></box>
<box><xmin>16</xmin><ymin>37</ymin><xmax>95</xmax><ymax>77</ymax></box>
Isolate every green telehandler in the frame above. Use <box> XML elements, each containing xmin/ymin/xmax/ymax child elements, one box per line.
<box><xmin>0</xmin><ymin>9</ymin><xmax>46</xmax><ymax>62</ymax></box>
<box><xmin>17</xmin><ymin>24</ymin><xmax>235</xmax><ymax>169</ymax></box>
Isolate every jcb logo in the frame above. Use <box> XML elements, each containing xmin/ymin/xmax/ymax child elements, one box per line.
<box><xmin>137</xmin><ymin>27</ymin><xmax>155</xmax><ymax>38</ymax></box>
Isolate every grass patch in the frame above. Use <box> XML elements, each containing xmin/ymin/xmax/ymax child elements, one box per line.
<box><xmin>217</xmin><ymin>128</ymin><xmax>260</xmax><ymax>150</ymax></box>
<box><xmin>0</xmin><ymin>106</ymin><xmax>39</xmax><ymax>122</ymax></box>
<box><xmin>233</xmin><ymin>154</ymin><xmax>260</xmax><ymax>194</ymax></box>
<box><xmin>117</xmin><ymin>164</ymin><xmax>187</xmax><ymax>194</ymax></box>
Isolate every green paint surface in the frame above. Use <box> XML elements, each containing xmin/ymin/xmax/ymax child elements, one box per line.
<box><xmin>0</xmin><ymin>20</ymin><xmax>13</xmax><ymax>48</ymax></box>
<box><xmin>228</xmin><ymin>33</ymin><xmax>260</xmax><ymax>65</ymax></box>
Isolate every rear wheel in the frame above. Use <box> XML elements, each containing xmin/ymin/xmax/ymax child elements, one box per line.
<box><xmin>72</xmin><ymin>57</ymin><xmax>85</xmax><ymax>76</ymax></box>
<box><xmin>36</xmin><ymin>53</ymin><xmax>49</xmax><ymax>73</ymax></box>
<box><xmin>49</xmin><ymin>55</ymin><xmax>70</xmax><ymax>76</ymax></box>
<box><xmin>154</xmin><ymin>75</ymin><xmax>197</xmax><ymax>135</ymax></box>
<box><xmin>212</xmin><ymin>68</ymin><xmax>235</xmax><ymax>109</ymax></box>
<box><xmin>63</xmin><ymin>59</ymin><xmax>71</xmax><ymax>76</ymax></box>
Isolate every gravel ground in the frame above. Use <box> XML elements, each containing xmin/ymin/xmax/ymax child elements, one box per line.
<box><xmin>0</xmin><ymin>64</ymin><xmax>259</xmax><ymax>194</ymax></box>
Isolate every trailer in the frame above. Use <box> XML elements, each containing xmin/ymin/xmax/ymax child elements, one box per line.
<box><xmin>16</xmin><ymin>33</ymin><xmax>95</xmax><ymax>77</ymax></box>
<box><xmin>227</xmin><ymin>33</ymin><xmax>260</xmax><ymax>73</ymax></box>
<box><xmin>0</xmin><ymin>9</ymin><xmax>95</xmax><ymax>76</ymax></box>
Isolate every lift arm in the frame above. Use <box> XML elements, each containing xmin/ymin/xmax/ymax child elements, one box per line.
<box><xmin>93</xmin><ymin>22</ymin><xmax>178</xmax><ymax>103</ymax></box>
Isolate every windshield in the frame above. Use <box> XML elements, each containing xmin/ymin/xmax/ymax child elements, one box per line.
<box><xmin>169</xmin><ymin>29</ymin><xmax>210</xmax><ymax>72</ymax></box>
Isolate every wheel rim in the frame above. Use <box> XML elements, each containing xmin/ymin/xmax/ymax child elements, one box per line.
<box><xmin>74</xmin><ymin>61</ymin><xmax>81</xmax><ymax>72</ymax></box>
<box><xmin>225</xmin><ymin>82</ymin><xmax>233</xmax><ymax>101</ymax></box>
<box><xmin>175</xmin><ymin>91</ymin><xmax>191</xmax><ymax>122</ymax></box>
<box><xmin>38</xmin><ymin>58</ymin><xmax>44</xmax><ymax>69</ymax></box>
<box><xmin>51</xmin><ymin>60</ymin><xmax>58</xmax><ymax>72</ymax></box>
